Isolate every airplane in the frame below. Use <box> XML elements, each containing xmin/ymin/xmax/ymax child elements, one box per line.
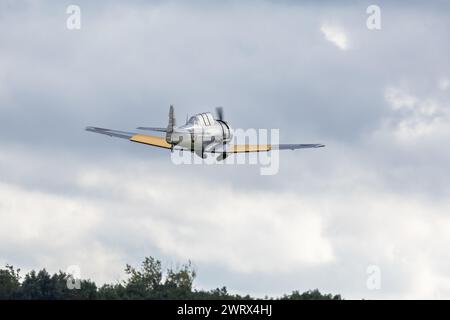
<box><xmin>86</xmin><ymin>106</ymin><xmax>325</xmax><ymax>161</ymax></box>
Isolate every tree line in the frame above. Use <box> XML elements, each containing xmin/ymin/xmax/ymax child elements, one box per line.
<box><xmin>0</xmin><ymin>256</ymin><xmax>341</xmax><ymax>300</ymax></box>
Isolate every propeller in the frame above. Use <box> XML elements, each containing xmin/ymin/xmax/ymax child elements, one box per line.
<box><xmin>215</xmin><ymin>106</ymin><xmax>224</xmax><ymax>121</ymax></box>
<box><xmin>216</xmin><ymin>106</ymin><xmax>228</xmax><ymax>160</ymax></box>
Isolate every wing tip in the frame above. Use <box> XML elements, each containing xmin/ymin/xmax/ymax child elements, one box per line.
<box><xmin>85</xmin><ymin>126</ymin><xmax>107</xmax><ymax>132</ymax></box>
<box><xmin>275</xmin><ymin>143</ymin><xmax>326</xmax><ymax>150</ymax></box>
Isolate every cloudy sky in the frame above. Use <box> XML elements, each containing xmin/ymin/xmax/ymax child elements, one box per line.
<box><xmin>1</xmin><ymin>0</ymin><xmax>450</xmax><ymax>299</ymax></box>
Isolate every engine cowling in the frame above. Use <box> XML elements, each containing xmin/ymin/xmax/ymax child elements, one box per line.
<box><xmin>216</xmin><ymin>120</ymin><xmax>232</xmax><ymax>142</ymax></box>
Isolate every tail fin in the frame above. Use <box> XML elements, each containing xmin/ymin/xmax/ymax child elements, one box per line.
<box><xmin>166</xmin><ymin>104</ymin><xmax>175</xmax><ymax>144</ymax></box>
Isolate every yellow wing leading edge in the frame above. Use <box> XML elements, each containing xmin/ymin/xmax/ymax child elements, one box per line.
<box><xmin>225</xmin><ymin>144</ymin><xmax>272</xmax><ymax>153</ymax></box>
<box><xmin>130</xmin><ymin>134</ymin><xmax>172</xmax><ymax>149</ymax></box>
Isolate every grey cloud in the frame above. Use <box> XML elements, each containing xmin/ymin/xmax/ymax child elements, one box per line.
<box><xmin>1</xmin><ymin>0</ymin><xmax>450</xmax><ymax>299</ymax></box>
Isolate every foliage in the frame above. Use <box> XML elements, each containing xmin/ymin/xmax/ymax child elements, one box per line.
<box><xmin>281</xmin><ymin>289</ymin><xmax>341</xmax><ymax>300</ymax></box>
<box><xmin>0</xmin><ymin>265</ymin><xmax>21</xmax><ymax>299</ymax></box>
<box><xmin>0</xmin><ymin>257</ymin><xmax>341</xmax><ymax>300</ymax></box>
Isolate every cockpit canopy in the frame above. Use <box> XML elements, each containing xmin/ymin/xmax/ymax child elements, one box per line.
<box><xmin>187</xmin><ymin>112</ymin><xmax>215</xmax><ymax>126</ymax></box>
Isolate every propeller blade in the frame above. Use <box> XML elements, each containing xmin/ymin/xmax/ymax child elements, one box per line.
<box><xmin>215</xmin><ymin>106</ymin><xmax>224</xmax><ymax>121</ymax></box>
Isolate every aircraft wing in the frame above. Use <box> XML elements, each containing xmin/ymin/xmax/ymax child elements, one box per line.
<box><xmin>86</xmin><ymin>126</ymin><xmax>172</xmax><ymax>149</ymax></box>
<box><xmin>226</xmin><ymin>144</ymin><xmax>272</xmax><ymax>153</ymax></box>
<box><xmin>273</xmin><ymin>144</ymin><xmax>325</xmax><ymax>150</ymax></box>
<box><xmin>130</xmin><ymin>134</ymin><xmax>171</xmax><ymax>149</ymax></box>
<box><xmin>136</xmin><ymin>127</ymin><xmax>167</xmax><ymax>132</ymax></box>
<box><xmin>209</xmin><ymin>143</ymin><xmax>324</xmax><ymax>153</ymax></box>
<box><xmin>86</xmin><ymin>126</ymin><xmax>324</xmax><ymax>153</ymax></box>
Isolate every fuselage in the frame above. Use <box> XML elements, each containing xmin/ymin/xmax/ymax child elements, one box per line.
<box><xmin>169</xmin><ymin>112</ymin><xmax>232</xmax><ymax>157</ymax></box>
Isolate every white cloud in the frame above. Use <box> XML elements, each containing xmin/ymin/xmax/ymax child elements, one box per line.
<box><xmin>2</xmin><ymin>147</ymin><xmax>450</xmax><ymax>298</ymax></box>
<box><xmin>0</xmin><ymin>181</ymin><xmax>125</xmax><ymax>284</ymax></box>
<box><xmin>320</xmin><ymin>23</ymin><xmax>348</xmax><ymax>50</ymax></box>
<box><xmin>378</xmin><ymin>86</ymin><xmax>450</xmax><ymax>143</ymax></box>
<box><xmin>438</xmin><ymin>77</ymin><xmax>450</xmax><ymax>91</ymax></box>
<box><xmin>385</xmin><ymin>87</ymin><xmax>418</xmax><ymax>110</ymax></box>
<box><xmin>77</xmin><ymin>168</ymin><xmax>335</xmax><ymax>273</ymax></box>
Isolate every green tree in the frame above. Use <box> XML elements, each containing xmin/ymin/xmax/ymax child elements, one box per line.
<box><xmin>161</xmin><ymin>261</ymin><xmax>196</xmax><ymax>299</ymax></box>
<box><xmin>98</xmin><ymin>283</ymin><xmax>127</xmax><ymax>299</ymax></box>
<box><xmin>18</xmin><ymin>269</ymin><xmax>97</xmax><ymax>299</ymax></box>
<box><xmin>122</xmin><ymin>257</ymin><xmax>197</xmax><ymax>299</ymax></box>
<box><xmin>281</xmin><ymin>289</ymin><xmax>341</xmax><ymax>300</ymax></box>
<box><xmin>0</xmin><ymin>265</ymin><xmax>21</xmax><ymax>299</ymax></box>
<box><xmin>0</xmin><ymin>257</ymin><xmax>342</xmax><ymax>300</ymax></box>
<box><xmin>123</xmin><ymin>257</ymin><xmax>163</xmax><ymax>299</ymax></box>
